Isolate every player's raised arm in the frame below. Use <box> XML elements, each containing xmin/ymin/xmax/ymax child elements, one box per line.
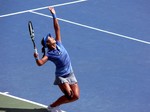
<box><xmin>48</xmin><ymin>7</ymin><xmax>61</xmax><ymax>42</ymax></box>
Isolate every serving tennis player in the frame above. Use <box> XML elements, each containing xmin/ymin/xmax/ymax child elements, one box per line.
<box><xmin>33</xmin><ymin>7</ymin><xmax>80</xmax><ymax>112</ymax></box>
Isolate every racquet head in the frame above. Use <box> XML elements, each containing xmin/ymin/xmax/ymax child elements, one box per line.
<box><xmin>28</xmin><ymin>21</ymin><xmax>35</xmax><ymax>40</ymax></box>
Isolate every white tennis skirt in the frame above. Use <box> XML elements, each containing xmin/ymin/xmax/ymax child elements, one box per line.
<box><xmin>54</xmin><ymin>72</ymin><xmax>77</xmax><ymax>85</ymax></box>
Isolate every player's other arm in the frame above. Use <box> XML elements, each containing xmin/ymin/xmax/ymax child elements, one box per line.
<box><xmin>34</xmin><ymin>53</ymin><xmax>48</xmax><ymax>66</ymax></box>
<box><xmin>49</xmin><ymin>7</ymin><xmax>61</xmax><ymax>42</ymax></box>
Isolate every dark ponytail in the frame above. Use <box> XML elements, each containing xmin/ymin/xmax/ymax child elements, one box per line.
<box><xmin>41</xmin><ymin>38</ymin><xmax>46</xmax><ymax>58</ymax></box>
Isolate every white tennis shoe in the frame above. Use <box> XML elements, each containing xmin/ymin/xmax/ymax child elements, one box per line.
<box><xmin>47</xmin><ymin>105</ymin><xmax>66</xmax><ymax>112</ymax></box>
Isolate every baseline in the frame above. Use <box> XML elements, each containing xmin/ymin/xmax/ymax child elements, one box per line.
<box><xmin>30</xmin><ymin>11</ymin><xmax>150</xmax><ymax>45</ymax></box>
<box><xmin>0</xmin><ymin>0</ymin><xmax>87</xmax><ymax>18</ymax></box>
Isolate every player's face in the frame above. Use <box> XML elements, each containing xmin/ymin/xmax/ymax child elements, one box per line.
<box><xmin>47</xmin><ymin>36</ymin><xmax>56</xmax><ymax>46</ymax></box>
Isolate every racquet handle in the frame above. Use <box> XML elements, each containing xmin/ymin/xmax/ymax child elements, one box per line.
<box><xmin>34</xmin><ymin>48</ymin><xmax>38</xmax><ymax>54</ymax></box>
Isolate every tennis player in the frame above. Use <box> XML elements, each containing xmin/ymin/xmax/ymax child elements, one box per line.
<box><xmin>33</xmin><ymin>7</ymin><xmax>80</xmax><ymax>112</ymax></box>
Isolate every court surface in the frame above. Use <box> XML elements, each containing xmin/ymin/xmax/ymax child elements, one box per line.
<box><xmin>0</xmin><ymin>0</ymin><xmax>150</xmax><ymax>112</ymax></box>
<box><xmin>0</xmin><ymin>92</ymin><xmax>48</xmax><ymax>112</ymax></box>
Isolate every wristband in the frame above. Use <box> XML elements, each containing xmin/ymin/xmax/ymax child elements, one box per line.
<box><xmin>52</xmin><ymin>13</ymin><xmax>57</xmax><ymax>19</ymax></box>
<box><xmin>35</xmin><ymin>57</ymin><xmax>39</xmax><ymax>60</ymax></box>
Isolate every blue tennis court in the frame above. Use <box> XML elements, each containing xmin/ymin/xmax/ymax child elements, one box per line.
<box><xmin>0</xmin><ymin>0</ymin><xmax>150</xmax><ymax>112</ymax></box>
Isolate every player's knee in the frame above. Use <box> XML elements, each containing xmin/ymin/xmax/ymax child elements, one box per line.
<box><xmin>73</xmin><ymin>93</ymin><xmax>79</xmax><ymax>101</ymax></box>
<box><xmin>64</xmin><ymin>90</ymin><xmax>80</xmax><ymax>101</ymax></box>
<box><xmin>64</xmin><ymin>90</ymin><xmax>74</xmax><ymax>100</ymax></box>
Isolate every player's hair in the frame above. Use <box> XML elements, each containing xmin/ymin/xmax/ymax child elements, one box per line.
<box><xmin>41</xmin><ymin>38</ymin><xmax>46</xmax><ymax>58</ymax></box>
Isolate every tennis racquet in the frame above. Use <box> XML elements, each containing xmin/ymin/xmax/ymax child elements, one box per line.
<box><xmin>28</xmin><ymin>21</ymin><xmax>38</xmax><ymax>53</ymax></box>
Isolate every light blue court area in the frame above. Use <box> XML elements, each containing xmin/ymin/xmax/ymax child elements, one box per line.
<box><xmin>0</xmin><ymin>0</ymin><xmax>150</xmax><ymax>112</ymax></box>
<box><xmin>0</xmin><ymin>92</ymin><xmax>48</xmax><ymax>112</ymax></box>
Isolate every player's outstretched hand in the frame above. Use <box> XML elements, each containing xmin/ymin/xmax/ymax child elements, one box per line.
<box><xmin>48</xmin><ymin>7</ymin><xmax>56</xmax><ymax>14</ymax></box>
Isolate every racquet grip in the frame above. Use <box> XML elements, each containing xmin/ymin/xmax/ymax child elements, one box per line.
<box><xmin>34</xmin><ymin>48</ymin><xmax>38</xmax><ymax>54</ymax></box>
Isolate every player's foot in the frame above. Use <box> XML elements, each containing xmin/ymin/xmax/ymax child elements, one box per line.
<box><xmin>47</xmin><ymin>105</ymin><xmax>58</xmax><ymax>112</ymax></box>
<box><xmin>60</xmin><ymin>110</ymin><xmax>66</xmax><ymax>112</ymax></box>
<box><xmin>59</xmin><ymin>109</ymin><xmax>66</xmax><ymax>112</ymax></box>
<box><xmin>47</xmin><ymin>105</ymin><xmax>66</xmax><ymax>112</ymax></box>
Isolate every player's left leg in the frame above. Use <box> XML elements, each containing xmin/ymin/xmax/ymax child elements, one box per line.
<box><xmin>50</xmin><ymin>82</ymin><xmax>80</xmax><ymax>107</ymax></box>
<box><xmin>69</xmin><ymin>83</ymin><xmax>80</xmax><ymax>101</ymax></box>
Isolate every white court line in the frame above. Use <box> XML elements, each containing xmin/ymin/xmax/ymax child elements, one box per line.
<box><xmin>30</xmin><ymin>11</ymin><xmax>150</xmax><ymax>45</ymax></box>
<box><xmin>0</xmin><ymin>0</ymin><xmax>87</xmax><ymax>18</ymax></box>
<box><xmin>0</xmin><ymin>92</ymin><xmax>47</xmax><ymax>108</ymax></box>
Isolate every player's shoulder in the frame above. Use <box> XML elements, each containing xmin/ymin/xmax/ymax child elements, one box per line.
<box><xmin>56</xmin><ymin>40</ymin><xmax>62</xmax><ymax>45</ymax></box>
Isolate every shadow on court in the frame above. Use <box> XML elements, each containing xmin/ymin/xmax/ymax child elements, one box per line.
<box><xmin>0</xmin><ymin>108</ymin><xmax>48</xmax><ymax>112</ymax></box>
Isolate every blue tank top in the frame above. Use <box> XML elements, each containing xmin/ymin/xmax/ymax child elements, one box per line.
<box><xmin>46</xmin><ymin>41</ymin><xmax>73</xmax><ymax>76</ymax></box>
